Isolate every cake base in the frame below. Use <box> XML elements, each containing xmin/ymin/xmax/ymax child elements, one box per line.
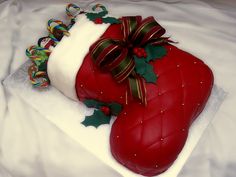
<box><xmin>3</xmin><ymin>60</ymin><xmax>226</xmax><ymax>177</ymax></box>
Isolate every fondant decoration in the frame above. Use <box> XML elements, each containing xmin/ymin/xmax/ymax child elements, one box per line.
<box><xmin>38</xmin><ymin>36</ymin><xmax>55</xmax><ymax>50</ymax></box>
<box><xmin>26</xmin><ymin>45</ymin><xmax>51</xmax><ymax>87</ymax></box>
<box><xmin>89</xmin><ymin>16</ymin><xmax>168</xmax><ymax>104</ymax></box>
<box><xmin>66</xmin><ymin>3</ymin><xmax>82</xmax><ymax>19</ymax></box>
<box><xmin>110</xmin><ymin>45</ymin><xmax>213</xmax><ymax>176</ymax></box>
<box><xmin>66</xmin><ymin>3</ymin><xmax>84</xmax><ymax>29</ymax></box>
<box><xmin>134</xmin><ymin>57</ymin><xmax>157</xmax><ymax>84</ymax></box>
<box><xmin>47</xmin><ymin>14</ymin><xmax>110</xmax><ymax>101</ymax></box>
<box><xmin>100</xmin><ymin>106</ymin><xmax>111</xmax><ymax>116</ymax></box>
<box><xmin>134</xmin><ymin>45</ymin><xmax>167</xmax><ymax>83</ymax></box>
<box><xmin>47</xmin><ymin>19</ymin><xmax>69</xmax><ymax>42</ymax></box>
<box><xmin>26</xmin><ymin>19</ymin><xmax>68</xmax><ymax>87</ymax></box>
<box><xmin>76</xmin><ymin>43</ymin><xmax>214</xmax><ymax>176</ymax></box>
<box><xmin>133</xmin><ymin>47</ymin><xmax>147</xmax><ymax>58</ymax></box>
<box><xmin>82</xmin><ymin>99</ymin><xmax>122</xmax><ymax>128</ymax></box>
<box><xmin>86</xmin><ymin>4</ymin><xmax>120</xmax><ymax>24</ymax></box>
<box><xmin>26</xmin><ymin>3</ymin><xmax>118</xmax><ymax>90</ymax></box>
<box><xmin>82</xmin><ymin>110</ymin><xmax>111</xmax><ymax>128</ymax></box>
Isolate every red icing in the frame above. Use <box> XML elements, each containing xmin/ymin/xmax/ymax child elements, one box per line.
<box><xmin>110</xmin><ymin>45</ymin><xmax>213</xmax><ymax>176</ymax></box>
<box><xmin>75</xmin><ymin>23</ymin><xmax>214</xmax><ymax>176</ymax></box>
<box><xmin>75</xmin><ymin>23</ymin><xmax>128</xmax><ymax>104</ymax></box>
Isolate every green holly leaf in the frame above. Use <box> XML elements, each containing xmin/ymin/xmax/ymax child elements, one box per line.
<box><xmin>86</xmin><ymin>13</ymin><xmax>97</xmax><ymax>21</ymax></box>
<box><xmin>143</xmin><ymin>69</ymin><xmax>158</xmax><ymax>83</ymax></box>
<box><xmin>145</xmin><ymin>44</ymin><xmax>167</xmax><ymax>62</ymax></box>
<box><xmin>102</xmin><ymin>17</ymin><xmax>121</xmax><ymax>24</ymax></box>
<box><xmin>81</xmin><ymin>110</ymin><xmax>111</xmax><ymax>128</ymax></box>
<box><xmin>86</xmin><ymin>11</ymin><xmax>108</xmax><ymax>21</ymax></box>
<box><xmin>134</xmin><ymin>57</ymin><xmax>147</xmax><ymax>75</ymax></box>
<box><xmin>109</xmin><ymin>102</ymin><xmax>122</xmax><ymax>116</ymax></box>
<box><xmin>83</xmin><ymin>99</ymin><xmax>105</xmax><ymax>109</ymax></box>
<box><xmin>142</xmin><ymin>63</ymin><xmax>157</xmax><ymax>83</ymax></box>
<box><xmin>134</xmin><ymin>57</ymin><xmax>157</xmax><ymax>83</ymax></box>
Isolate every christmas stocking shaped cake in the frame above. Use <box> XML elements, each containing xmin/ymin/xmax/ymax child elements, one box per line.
<box><xmin>26</xmin><ymin>4</ymin><xmax>213</xmax><ymax>176</ymax></box>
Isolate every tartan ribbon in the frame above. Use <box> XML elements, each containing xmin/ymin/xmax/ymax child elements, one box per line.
<box><xmin>90</xmin><ymin>16</ymin><xmax>167</xmax><ymax>105</ymax></box>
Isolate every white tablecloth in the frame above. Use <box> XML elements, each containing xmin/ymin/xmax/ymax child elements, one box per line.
<box><xmin>0</xmin><ymin>0</ymin><xmax>236</xmax><ymax>177</ymax></box>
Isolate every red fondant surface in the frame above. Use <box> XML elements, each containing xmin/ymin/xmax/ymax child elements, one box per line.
<box><xmin>75</xmin><ymin>23</ymin><xmax>213</xmax><ymax>176</ymax></box>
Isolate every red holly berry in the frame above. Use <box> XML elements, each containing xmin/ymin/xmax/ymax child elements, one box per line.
<box><xmin>100</xmin><ymin>106</ymin><xmax>111</xmax><ymax>116</ymax></box>
<box><xmin>133</xmin><ymin>47</ymin><xmax>139</xmax><ymax>54</ymax></box>
<box><xmin>137</xmin><ymin>51</ymin><xmax>143</xmax><ymax>58</ymax></box>
<box><xmin>143</xmin><ymin>50</ymin><xmax>147</xmax><ymax>56</ymax></box>
<box><xmin>143</xmin><ymin>52</ymin><xmax>147</xmax><ymax>58</ymax></box>
<box><xmin>94</xmin><ymin>18</ymin><xmax>103</xmax><ymax>24</ymax></box>
<box><xmin>133</xmin><ymin>47</ymin><xmax>147</xmax><ymax>58</ymax></box>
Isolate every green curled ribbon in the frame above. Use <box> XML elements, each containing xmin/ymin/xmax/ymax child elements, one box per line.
<box><xmin>89</xmin><ymin>16</ymin><xmax>169</xmax><ymax>105</ymax></box>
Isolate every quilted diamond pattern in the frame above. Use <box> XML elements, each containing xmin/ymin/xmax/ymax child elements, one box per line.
<box><xmin>110</xmin><ymin>45</ymin><xmax>213</xmax><ymax>176</ymax></box>
<box><xmin>75</xmin><ymin>24</ymin><xmax>213</xmax><ymax>176</ymax></box>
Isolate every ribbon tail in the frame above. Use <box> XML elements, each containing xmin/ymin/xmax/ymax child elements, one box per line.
<box><xmin>151</xmin><ymin>37</ymin><xmax>177</xmax><ymax>45</ymax></box>
<box><xmin>128</xmin><ymin>75</ymin><xmax>147</xmax><ymax>105</ymax></box>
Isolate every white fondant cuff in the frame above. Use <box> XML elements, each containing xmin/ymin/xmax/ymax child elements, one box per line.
<box><xmin>47</xmin><ymin>14</ymin><xmax>110</xmax><ymax>101</ymax></box>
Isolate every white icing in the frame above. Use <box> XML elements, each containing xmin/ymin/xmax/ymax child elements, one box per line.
<box><xmin>47</xmin><ymin>14</ymin><xmax>110</xmax><ymax>101</ymax></box>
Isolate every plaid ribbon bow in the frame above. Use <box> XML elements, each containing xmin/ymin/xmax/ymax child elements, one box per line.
<box><xmin>90</xmin><ymin>16</ymin><xmax>167</xmax><ymax>105</ymax></box>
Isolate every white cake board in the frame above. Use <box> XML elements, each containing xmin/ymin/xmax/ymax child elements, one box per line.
<box><xmin>3</xmin><ymin>61</ymin><xmax>226</xmax><ymax>177</ymax></box>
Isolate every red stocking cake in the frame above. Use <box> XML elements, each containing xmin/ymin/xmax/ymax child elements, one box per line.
<box><xmin>26</xmin><ymin>3</ymin><xmax>213</xmax><ymax>176</ymax></box>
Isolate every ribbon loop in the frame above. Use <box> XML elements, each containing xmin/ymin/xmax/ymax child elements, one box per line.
<box><xmin>90</xmin><ymin>38</ymin><xmax>120</xmax><ymax>68</ymax></box>
<box><xmin>121</xmin><ymin>16</ymin><xmax>141</xmax><ymax>41</ymax></box>
<box><xmin>90</xmin><ymin>16</ymin><xmax>167</xmax><ymax>105</ymax></box>
<box><xmin>131</xmin><ymin>16</ymin><xmax>166</xmax><ymax>46</ymax></box>
<box><xmin>110</xmin><ymin>50</ymin><xmax>135</xmax><ymax>83</ymax></box>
